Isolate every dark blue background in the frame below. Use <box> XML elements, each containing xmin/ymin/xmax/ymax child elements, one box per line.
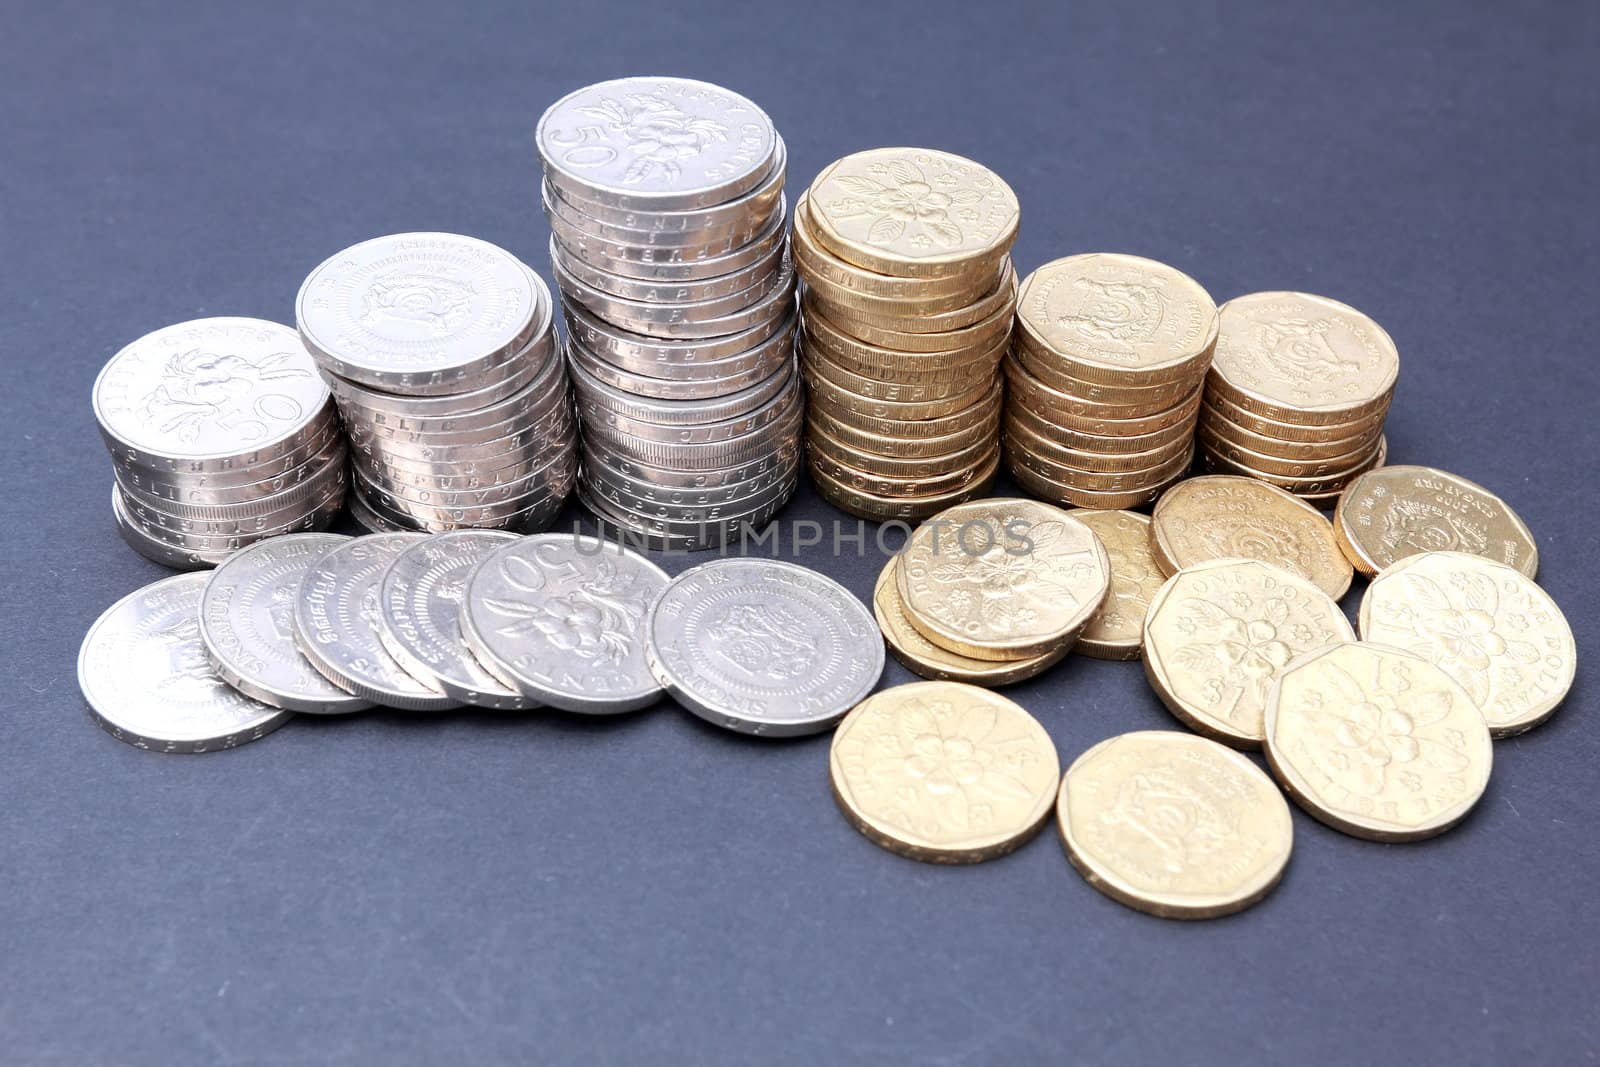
<box><xmin>2</xmin><ymin>1</ymin><xmax>1596</xmax><ymax>1063</ymax></box>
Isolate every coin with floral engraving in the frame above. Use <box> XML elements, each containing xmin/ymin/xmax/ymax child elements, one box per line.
<box><xmin>647</xmin><ymin>559</ymin><xmax>883</xmax><ymax>736</ymax></box>
<box><xmin>1334</xmin><ymin>465</ymin><xmax>1538</xmax><ymax>578</ymax></box>
<box><xmin>1069</xmin><ymin>510</ymin><xmax>1167</xmax><ymax>660</ymax></box>
<box><xmin>830</xmin><ymin>682</ymin><xmax>1059</xmax><ymax>863</ymax></box>
<box><xmin>1057</xmin><ymin>731</ymin><xmax>1293</xmax><ymax>919</ymax></box>
<box><xmin>1143</xmin><ymin>558</ymin><xmax>1355</xmax><ymax>748</ymax></box>
<box><xmin>461</xmin><ymin>533</ymin><xmax>669</xmax><ymax>714</ymax></box>
<box><xmin>79</xmin><ymin>573</ymin><xmax>291</xmax><ymax>752</ymax></box>
<box><xmin>1263</xmin><ymin>642</ymin><xmax>1492</xmax><ymax>842</ymax></box>
<box><xmin>1358</xmin><ymin>551</ymin><xmax>1573</xmax><ymax>737</ymax></box>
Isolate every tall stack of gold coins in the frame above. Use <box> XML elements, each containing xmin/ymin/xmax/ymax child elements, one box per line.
<box><xmin>536</xmin><ymin>77</ymin><xmax>801</xmax><ymax>550</ymax></box>
<box><xmin>1198</xmin><ymin>291</ymin><xmax>1397</xmax><ymax>507</ymax></box>
<box><xmin>793</xmin><ymin>148</ymin><xmax>1019</xmax><ymax>521</ymax></box>
<box><xmin>1003</xmin><ymin>254</ymin><xmax>1214</xmax><ymax>508</ymax></box>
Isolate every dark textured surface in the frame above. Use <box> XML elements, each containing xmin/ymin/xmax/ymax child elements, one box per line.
<box><xmin>2</xmin><ymin>1</ymin><xmax>1597</xmax><ymax>1063</ymax></box>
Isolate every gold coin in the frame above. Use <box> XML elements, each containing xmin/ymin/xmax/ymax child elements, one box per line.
<box><xmin>803</xmin><ymin>303</ymin><xmax>1007</xmax><ymax>375</ymax></box>
<box><xmin>804</xmin><ymin>331</ymin><xmax>1003</xmax><ymax>388</ymax></box>
<box><xmin>1152</xmin><ymin>475</ymin><xmax>1353</xmax><ymax>598</ymax></box>
<box><xmin>1196</xmin><ymin>420</ymin><xmax>1381</xmax><ymax>478</ymax></box>
<box><xmin>1057</xmin><ymin>731</ymin><xmax>1293</xmax><ymax>918</ymax></box>
<box><xmin>872</xmin><ymin>557</ymin><xmax>1065</xmax><ymax>685</ymax></box>
<box><xmin>803</xmin><ymin>358</ymin><xmax>993</xmax><ymax>422</ymax></box>
<box><xmin>1357</xmin><ymin>551</ymin><xmax>1572</xmax><ymax>737</ymax></box>
<box><xmin>1010</xmin><ymin>458</ymin><xmax>1186</xmax><ymax>511</ymax></box>
<box><xmin>897</xmin><ymin>497</ymin><xmax>1111</xmax><ymax>660</ymax></box>
<box><xmin>807</xmin><ymin>440</ymin><xmax>994</xmax><ymax>499</ymax></box>
<box><xmin>1263</xmin><ymin>642</ymin><xmax>1492</xmax><ymax>842</ymax></box>
<box><xmin>811</xmin><ymin>263</ymin><xmax>1018</xmax><ymax>336</ymax></box>
<box><xmin>810</xmin><ymin>450</ymin><xmax>1000</xmax><ymax>521</ymax></box>
<box><xmin>1004</xmin><ymin>408</ymin><xmax>1192</xmax><ymax>474</ymax></box>
<box><xmin>1199</xmin><ymin>402</ymin><xmax>1383</xmax><ymax>461</ymax></box>
<box><xmin>806</xmin><ymin>148</ymin><xmax>1020</xmax><ymax>278</ymax></box>
<box><xmin>1198</xmin><ymin>435</ymin><xmax>1386</xmax><ymax>495</ymax></box>
<box><xmin>1005</xmin><ymin>397</ymin><xmax>1194</xmax><ymax>455</ymax></box>
<box><xmin>802</xmin><ymin>284</ymin><xmax>1016</xmax><ymax>354</ymax></box>
<box><xmin>798</xmin><ymin>255</ymin><xmax>1007</xmax><ymax>319</ymax></box>
<box><xmin>1143</xmin><ymin>558</ymin><xmax>1355</xmax><ymax>747</ymax></box>
<box><xmin>1006</xmin><ymin>357</ymin><xmax>1203</xmax><ymax>436</ymax></box>
<box><xmin>810</xmin><ymin>375</ymin><xmax>1001</xmax><ymax>437</ymax></box>
<box><xmin>1013</xmin><ymin>337</ymin><xmax>1204</xmax><ymax>413</ymax></box>
<box><xmin>800</xmin><ymin>345</ymin><xmax>992</xmax><ymax>403</ymax></box>
<box><xmin>808</xmin><ymin>401</ymin><xmax>999</xmax><ymax>459</ymax></box>
<box><xmin>1209</xmin><ymin>292</ymin><xmax>1399</xmax><ymax>424</ymax></box>
<box><xmin>1015</xmin><ymin>253</ymin><xmax>1218</xmax><ymax>387</ymax></box>
<box><xmin>791</xmin><ymin>196</ymin><xmax>999</xmax><ymax>300</ymax></box>
<box><xmin>807</xmin><ymin>417</ymin><xmax>995</xmax><ymax>479</ymax></box>
<box><xmin>1068</xmin><ymin>510</ymin><xmax>1166</xmax><ymax>660</ymax></box>
<box><xmin>1006</xmin><ymin>433</ymin><xmax>1195</xmax><ymax>492</ymax></box>
<box><xmin>1333</xmin><ymin>464</ymin><xmax>1538</xmax><ymax>578</ymax></box>
<box><xmin>1202</xmin><ymin>387</ymin><xmax>1389</xmax><ymax>444</ymax></box>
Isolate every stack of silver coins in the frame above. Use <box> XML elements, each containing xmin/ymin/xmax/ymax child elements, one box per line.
<box><xmin>536</xmin><ymin>77</ymin><xmax>801</xmax><ymax>550</ymax></box>
<box><xmin>295</xmin><ymin>232</ymin><xmax>577</xmax><ymax>534</ymax></box>
<box><xmin>93</xmin><ymin>317</ymin><xmax>347</xmax><ymax>569</ymax></box>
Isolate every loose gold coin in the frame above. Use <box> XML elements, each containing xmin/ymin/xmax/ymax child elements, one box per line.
<box><xmin>1334</xmin><ymin>464</ymin><xmax>1538</xmax><ymax>578</ymax></box>
<box><xmin>872</xmin><ymin>558</ymin><xmax>1065</xmax><ymax>685</ymax></box>
<box><xmin>1057</xmin><ymin>731</ymin><xmax>1293</xmax><ymax>918</ymax></box>
<box><xmin>1202</xmin><ymin>388</ymin><xmax>1389</xmax><ymax>444</ymax></box>
<box><xmin>803</xmin><ymin>304</ymin><xmax>1007</xmax><ymax>375</ymax></box>
<box><xmin>809</xmin><ymin>263</ymin><xmax>1019</xmax><ymax>335</ymax></box>
<box><xmin>1143</xmin><ymin>558</ymin><xmax>1355</xmax><ymax>747</ymax></box>
<box><xmin>1005</xmin><ymin>398</ymin><xmax>1194</xmax><ymax>455</ymax></box>
<box><xmin>1198</xmin><ymin>435</ymin><xmax>1386</xmax><ymax>496</ymax></box>
<box><xmin>791</xmin><ymin>196</ymin><xmax>998</xmax><ymax>300</ymax></box>
<box><xmin>1357</xmin><ymin>551</ymin><xmax>1573</xmax><ymax>737</ymax></box>
<box><xmin>1209</xmin><ymin>291</ymin><xmax>1399</xmax><ymax>424</ymax></box>
<box><xmin>1015</xmin><ymin>253</ymin><xmax>1219</xmax><ymax>386</ymax></box>
<box><xmin>806</xmin><ymin>148</ymin><xmax>1020</xmax><ymax>278</ymax></box>
<box><xmin>1263</xmin><ymin>642</ymin><xmax>1492</xmax><ymax>842</ymax></box>
<box><xmin>1152</xmin><ymin>475</ymin><xmax>1353</xmax><ymax>599</ymax></box>
<box><xmin>811</xmin><ymin>450</ymin><xmax>1000</xmax><ymax>521</ymax></box>
<box><xmin>1007</xmin><ymin>434</ymin><xmax>1195</xmax><ymax>493</ymax></box>
<box><xmin>808</xmin><ymin>401</ymin><xmax>998</xmax><ymax>459</ymax></box>
<box><xmin>1068</xmin><ymin>511</ymin><xmax>1166</xmax><ymax>659</ymax></box>
<box><xmin>1010</xmin><ymin>458</ymin><xmax>1186</xmax><ymax>511</ymax></box>
<box><xmin>1005</xmin><ymin>357</ymin><xmax>1203</xmax><ymax>437</ymax></box>
<box><xmin>897</xmin><ymin>497</ymin><xmax>1111</xmax><ymax>660</ymax></box>
<box><xmin>802</xmin><ymin>284</ymin><xmax>1016</xmax><ymax>354</ymax></box>
<box><xmin>830</xmin><ymin>681</ymin><xmax>1059</xmax><ymax>863</ymax></box>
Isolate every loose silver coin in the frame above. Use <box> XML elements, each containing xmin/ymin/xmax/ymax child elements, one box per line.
<box><xmin>536</xmin><ymin>77</ymin><xmax>778</xmax><ymax>212</ymax></box>
<box><xmin>461</xmin><ymin>533</ymin><xmax>669</xmax><ymax>714</ymax></box>
<box><xmin>79</xmin><ymin>572</ymin><xmax>292</xmax><ymax>752</ymax></box>
<box><xmin>199</xmin><ymin>533</ymin><xmax>372</xmax><ymax>714</ymax></box>
<box><xmin>377</xmin><ymin>531</ymin><xmax>535</xmax><ymax>709</ymax></box>
<box><xmin>645</xmin><ymin>559</ymin><xmax>884</xmax><ymax>736</ymax></box>
<box><xmin>292</xmin><ymin>533</ymin><xmax>462</xmax><ymax>710</ymax></box>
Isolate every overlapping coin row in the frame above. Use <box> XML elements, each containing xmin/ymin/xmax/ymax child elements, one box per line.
<box><xmin>1198</xmin><ymin>291</ymin><xmax>1397</xmax><ymax>505</ymax></box>
<box><xmin>1005</xmin><ymin>254</ymin><xmax>1216</xmax><ymax>509</ymax></box>
<box><xmin>78</xmin><ymin>532</ymin><xmax>885</xmax><ymax>751</ymax></box>
<box><xmin>92</xmin><ymin>317</ymin><xmax>347</xmax><ymax>569</ymax></box>
<box><xmin>794</xmin><ymin>148</ymin><xmax>1019</xmax><ymax>520</ymax></box>
<box><xmin>535</xmin><ymin>77</ymin><xmax>801</xmax><ymax>550</ymax></box>
<box><xmin>295</xmin><ymin>232</ymin><xmax>576</xmax><ymax>535</ymax></box>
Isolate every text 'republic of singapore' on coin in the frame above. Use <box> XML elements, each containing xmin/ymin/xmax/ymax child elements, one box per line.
<box><xmin>377</xmin><ymin>530</ymin><xmax>533</xmax><ymax>710</ymax></box>
<box><xmin>198</xmin><ymin>533</ymin><xmax>371</xmax><ymax>714</ymax></box>
<box><xmin>804</xmin><ymin>148</ymin><xmax>1019</xmax><ymax>277</ymax></box>
<box><xmin>1068</xmin><ymin>510</ymin><xmax>1167</xmax><ymax>660</ymax></box>
<box><xmin>1263</xmin><ymin>642</ymin><xmax>1492</xmax><ymax>842</ymax></box>
<box><xmin>829</xmin><ymin>681</ymin><xmax>1059</xmax><ymax>863</ymax></box>
<box><xmin>1151</xmin><ymin>475</ymin><xmax>1353</xmax><ymax>600</ymax></box>
<box><xmin>79</xmin><ymin>573</ymin><xmax>291</xmax><ymax>752</ymax></box>
<box><xmin>296</xmin><ymin>232</ymin><xmax>544</xmax><ymax>392</ymax></box>
<box><xmin>1142</xmin><ymin>558</ymin><xmax>1355</xmax><ymax>749</ymax></box>
<box><xmin>460</xmin><ymin>533</ymin><xmax>670</xmax><ymax>714</ymax></box>
<box><xmin>646</xmin><ymin>558</ymin><xmax>884</xmax><ymax>737</ymax></box>
<box><xmin>896</xmin><ymin>498</ymin><xmax>1111</xmax><ymax>661</ymax></box>
<box><xmin>1334</xmin><ymin>465</ymin><xmax>1539</xmax><ymax>579</ymax></box>
<box><xmin>1057</xmin><ymin>731</ymin><xmax>1293</xmax><ymax>919</ymax></box>
<box><xmin>537</xmin><ymin>77</ymin><xmax>778</xmax><ymax>212</ymax></box>
<box><xmin>1358</xmin><ymin>551</ymin><xmax>1574</xmax><ymax>737</ymax></box>
<box><xmin>291</xmin><ymin>533</ymin><xmax>462</xmax><ymax>711</ymax></box>
<box><xmin>872</xmin><ymin>556</ymin><xmax>1066</xmax><ymax>686</ymax></box>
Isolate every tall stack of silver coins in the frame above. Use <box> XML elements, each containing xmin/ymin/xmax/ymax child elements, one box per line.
<box><xmin>295</xmin><ymin>232</ymin><xmax>576</xmax><ymax>533</ymax></box>
<box><xmin>536</xmin><ymin>77</ymin><xmax>801</xmax><ymax>550</ymax></box>
<box><xmin>93</xmin><ymin>317</ymin><xmax>347</xmax><ymax>569</ymax></box>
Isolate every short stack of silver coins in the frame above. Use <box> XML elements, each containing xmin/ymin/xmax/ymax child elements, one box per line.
<box><xmin>93</xmin><ymin>317</ymin><xmax>347</xmax><ymax>569</ymax></box>
<box><xmin>295</xmin><ymin>232</ymin><xmax>577</xmax><ymax>533</ymax></box>
<box><xmin>536</xmin><ymin>77</ymin><xmax>801</xmax><ymax>550</ymax></box>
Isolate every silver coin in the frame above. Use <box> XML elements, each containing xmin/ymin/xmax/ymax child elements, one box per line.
<box><xmin>116</xmin><ymin>446</ymin><xmax>348</xmax><ymax>522</ymax></box>
<box><xmin>116</xmin><ymin>477</ymin><xmax>346</xmax><ymax>549</ymax></box>
<box><xmin>550</xmin><ymin>233</ymin><xmax>787</xmax><ymax>305</ymax></box>
<box><xmin>567</xmin><ymin>317</ymin><xmax>795</xmax><ymax>385</ymax></box>
<box><xmin>645</xmin><ymin>559</ymin><xmax>883</xmax><ymax>736</ymax></box>
<box><xmin>580</xmin><ymin>473</ymin><xmax>796</xmax><ymax>536</ymax></box>
<box><xmin>297</xmin><ymin>234</ymin><xmax>546</xmax><ymax>393</ymax></box>
<box><xmin>332</xmin><ymin>340</ymin><xmax>563</xmax><ymax>430</ymax></box>
<box><xmin>291</xmin><ymin>533</ymin><xmax>462</xmax><ymax>710</ymax></box>
<box><xmin>94</xmin><ymin>317</ymin><xmax>332</xmax><ymax>470</ymax></box>
<box><xmin>564</xmin><ymin>299</ymin><xmax>796</xmax><ymax>380</ymax></box>
<box><xmin>324</xmin><ymin>330</ymin><xmax>557</xmax><ymax>417</ymax></box>
<box><xmin>552</xmin><ymin>250</ymin><xmax>794</xmax><ymax>339</ymax></box>
<box><xmin>377</xmin><ymin>531</ymin><xmax>535</xmax><ymax>709</ymax></box>
<box><xmin>344</xmin><ymin>375</ymin><xmax>570</xmax><ymax>447</ymax></box>
<box><xmin>581</xmin><ymin>401</ymin><xmax>802</xmax><ymax>471</ymax></box>
<box><xmin>582</xmin><ymin>445</ymin><xmax>799</xmax><ymax>507</ymax></box>
<box><xmin>355</xmin><ymin>443</ymin><xmax>573</xmax><ymax>510</ymax></box>
<box><xmin>348</xmin><ymin>492</ymin><xmax>407</xmax><ymax>534</ymax></box>
<box><xmin>544</xmin><ymin>181</ymin><xmax>783</xmax><ymax>254</ymax></box>
<box><xmin>352</xmin><ymin>457</ymin><xmax>574</xmax><ymax>534</ymax></box>
<box><xmin>536</xmin><ymin>77</ymin><xmax>777</xmax><ymax>212</ymax></box>
<box><xmin>113</xmin><ymin>427</ymin><xmax>345</xmax><ymax>506</ymax></box>
<box><xmin>198</xmin><ymin>533</ymin><xmax>372</xmax><ymax>714</ymax></box>
<box><xmin>112</xmin><ymin>485</ymin><xmax>336</xmax><ymax>571</ymax></box>
<box><xmin>118</xmin><ymin>463</ymin><xmax>347</xmax><ymax>536</ymax></box>
<box><xmin>582</xmin><ymin>488</ymin><xmax>788</xmax><ymax>552</ymax></box>
<box><xmin>547</xmin><ymin>202</ymin><xmax>787</xmax><ymax>282</ymax></box>
<box><xmin>582</xmin><ymin>461</ymin><xmax>796</xmax><ymax>525</ymax></box>
<box><xmin>570</xmin><ymin>354</ymin><xmax>794</xmax><ymax>429</ymax></box>
<box><xmin>461</xmin><ymin>533</ymin><xmax>670</xmax><ymax>713</ymax></box>
<box><xmin>546</xmin><ymin>134</ymin><xmax>786</xmax><ymax>234</ymax></box>
<box><xmin>580</xmin><ymin>384</ymin><xmax>802</xmax><ymax>451</ymax></box>
<box><xmin>582</xmin><ymin>431</ymin><xmax>801</xmax><ymax>488</ymax></box>
<box><xmin>79</xmin><ymin>573</ymin><xmax>292</xmax><ymax>751</ymax></box>
<box><xmin>362</xmin><ymin>441</ymin><xmax>564</xmax><ymax>494</ymax></box>
<box><xmin>565</xmin><ymin>333</ymin><xmax>788</xmax><ymax>401</ymax></box>
<box><xmin>349</xmin><ymin>404</ymin><xmax>574</xmax><ymax>469</ymax></box>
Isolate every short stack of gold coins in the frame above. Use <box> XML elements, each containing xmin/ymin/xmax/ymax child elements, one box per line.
<box><xmin>1198</xmin><ymin>291</ymin><xmax>1398</xmax><ymax>507</ymax></box>
<box><xmin>793</xmin><ymin>148</ymin><xmax>1020</xmax><ymax>521</ymax></box>
<box><xmin>1004</xmin><ymin>254</ymin><xmax>1215</xmax><ymax>508</ymax></box>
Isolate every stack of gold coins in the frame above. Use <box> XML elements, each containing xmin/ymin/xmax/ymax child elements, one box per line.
<box><xmin>1004</xmin><ymin>254</ymin><xmax>1215</xmax><ymax>509</ymax></box>
<box><xmin>793</xmin><ymin>148</ymin><xmax>1019</xmax><ymax>521</ymax></box>
<box><xmin>1198</xmin><ymin>291</ymin><xmax>1398</xmax><ymax>507</ymax></box>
